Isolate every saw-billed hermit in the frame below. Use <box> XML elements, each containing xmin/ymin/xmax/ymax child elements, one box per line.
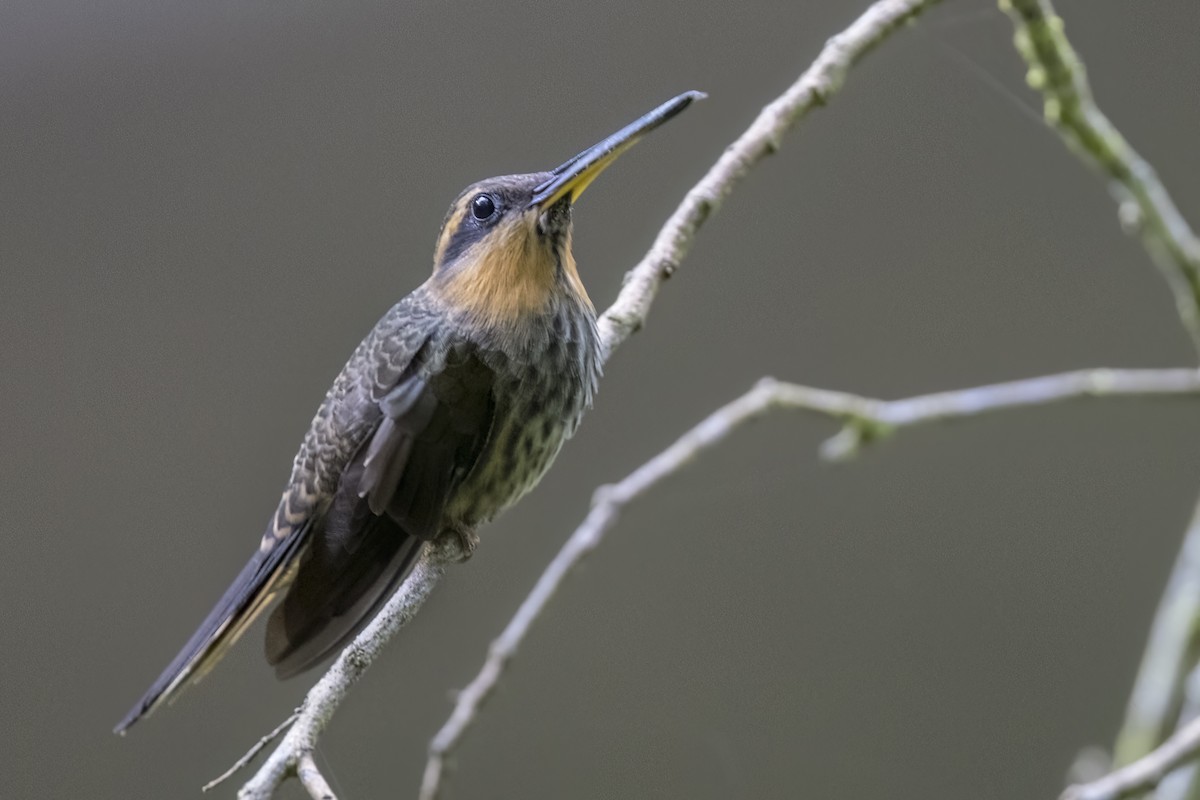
<box><xmin>115</xmin><ymin>90</ymin><xmax>703</xmax><ymax>733</ymax></box>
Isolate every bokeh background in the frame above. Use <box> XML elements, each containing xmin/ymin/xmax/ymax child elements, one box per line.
<box><xmin>4</xmin><ymin>0</ymin><xmax>1200</xmax><ymax>797</ymax></box>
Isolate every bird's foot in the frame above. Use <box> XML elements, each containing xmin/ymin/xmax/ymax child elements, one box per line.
<box><xmin>439</xmin><ymin>524</ymin><xmax>479</xmax><ymax>562</ymax></box>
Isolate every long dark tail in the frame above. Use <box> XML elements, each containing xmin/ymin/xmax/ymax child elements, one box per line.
<box><xmin>113</xmin><ymin>528</ymin><xmax>307</xmax><ymax>734</ymax></box>
<box><xmin>264</xmin><ymin>512</ymin><xmax>426</xmax><ymax>679</ymax></box>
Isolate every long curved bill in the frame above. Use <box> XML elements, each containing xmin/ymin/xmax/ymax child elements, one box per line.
<box><xmin>529</xmin><ymin>90</ymin><xmax>706</xmax><ymax>210</ymax></box>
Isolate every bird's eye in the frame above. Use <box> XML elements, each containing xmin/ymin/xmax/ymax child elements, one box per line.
<box><xmin>470</xmin><ymin>194</ymin><xmax>497</xmax><ymax>221</ymax></box>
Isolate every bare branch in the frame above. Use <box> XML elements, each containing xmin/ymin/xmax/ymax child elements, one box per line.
<box><xmin>419</xmin><ymin>383</ymin><xmax>790</xmax><ymax>800</ymax></box>
<box><xmin>1114</xmin><ymin>496</ymin><xmax>1200</xmax><ymax>767</ymax></box>
<box><xmin>296</xmin><ymin>753</ymin><xmax>337</xmax><ymax>800</ymax></box>
<box><xmin>1002</xmin><ymin>0</ymin><xmax>1200</xmax><ymax>353</ymax></box>
<box><xmin>1149</xmin><ymin>660</ymin><xmax>1200</xmax><ymax>800</ymax></box>
<box><xmin>597</xmin><ymin>0</ymin><xmax>944</xmax><ymax>359</ymax></box>
<box><xmin>1064</xmin><ymin>715</ymin><xmax>1200</xmax><ymax>800</ymax></box>
<box><xmin>809</xmin><ymin>367</ymin><xmax>1200</xmax><ymax>460</ymax></box>
<box><xmin>233</xmin><ymin>0</ymin><xmax>944</xmax><ymax>797</ymax></box>
<box><xmin>237</xmin><ymin>548</ymin><xmax>452</xmax><ymax>800</ymax></box>
<box><xmin>420</xmin><ymin>367</ymin><xmax>1200</xmax><ymax>799</ymax></box>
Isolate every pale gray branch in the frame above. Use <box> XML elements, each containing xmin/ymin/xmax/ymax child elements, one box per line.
<box><xmin>297</xmin><ymin>753</ymin><xmax>336</xmax><ymax>800</ymax></box>
<box><xmin>1149</xmin><ymin>660</ymin><xmax>1200</xmax><ymax>800</ymax></box>
<box><xmin>1065</xmin><ymin>715</ymin><xmax>1200</xmax><ymax>800</ymax></box>
<box><xmin>236</xmin><ymin>548</ymin><xmax>451</xmax><ymax>800</ymax></box>
<box><xmin>1002</xmin><ymin>0</ymin><xmax>1200</xmax><ymax>354</ymax></box>
<box><xmin>1114</xmin><ymin>495</ymin><xmax>1200</xmax><ymax>767</ymax></box>
<box><xmin>597</xmin><ymin>0</ymin><xmax>944</xmax><ymax>360</ymax></box>
<box><xmin>419</xmin><ymin>382</ymin><xmax>795</xmax><ymax>800</ymax></box>
<box><xmin>419</xmin><ymin>367</ymin><xmax>1200</xmax><ymax>800</ymax></box>
<box><xmin>813</xmin><ymin>367</ymin><xmax>1200</xmax><ymax>459</ymax></box>
<box><xmin>231</xmin><ymin>0</ymin><xmax>944</xmax><ymax>797</ymax></box>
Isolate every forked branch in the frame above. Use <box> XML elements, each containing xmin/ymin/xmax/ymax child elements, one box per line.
<box><xmin>420</xmin><ymin>367</ymin><xmax>1200</xmax><ymax>800</ymax></box>
<box><xmin>1000</xmin><ymin>0</ymin><xmax>1200</xmax><ymax>796</ymax></box>
<box><xmin>1064</xmin><ymin>715</ymin><xmax>1200</xmax><ymax>800</ymax></box>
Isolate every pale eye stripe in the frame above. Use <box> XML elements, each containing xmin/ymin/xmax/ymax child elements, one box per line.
<box><xmin>433</xmin><ymin>201</ymin><xmax>469</xmax><ymax>267</ymax></box>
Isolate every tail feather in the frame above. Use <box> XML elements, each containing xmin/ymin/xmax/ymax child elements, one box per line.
<box><xmin>265</xmin><ymin>516</ymin><xmax>425</xmax><ymax>678</ymax></box>
<box><xmin>113</xmin><ymin>527</ymin><xmax>308</xmax><ymax>734</ymax></box>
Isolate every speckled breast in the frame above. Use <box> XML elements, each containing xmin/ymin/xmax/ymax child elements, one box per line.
<box><xmin>445</xmin><ymin>303</ymin><xmax>600</xmax><ymax>529</ymax></box>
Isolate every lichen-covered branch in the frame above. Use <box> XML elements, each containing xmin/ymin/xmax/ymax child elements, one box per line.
<box><xmin>1002</xmin><ymin>0</ymin><xmax>1200</xmax><ymax>353</ymax></box>
<box><xmin>419</xmin><ymin>367</ymin><xmax>1200</xmax><ymax>800</ymax></box>
<box><xmin>229</xmin><ymin>1</ymin><xmax>944</xmax><ymax>797</ymax></box>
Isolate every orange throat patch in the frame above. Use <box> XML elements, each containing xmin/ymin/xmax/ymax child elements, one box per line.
<box><xmin>438</xmin><ymin>220</ymin><xmax>591</xmax><ymax>325</ymax></box>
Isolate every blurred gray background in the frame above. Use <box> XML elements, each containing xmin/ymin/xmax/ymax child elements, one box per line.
<box><xmin>3</xmin><ymin>0</ymin><xmax>1200</xmax><ymax>797</ymax></box>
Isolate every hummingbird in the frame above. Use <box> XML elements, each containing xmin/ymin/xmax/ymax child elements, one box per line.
<box><xmin>115</xmin><ymin>91</ymin><xmax>703</xmax><ymax>733</ymax></box>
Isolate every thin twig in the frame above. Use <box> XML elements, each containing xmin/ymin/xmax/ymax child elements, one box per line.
<box><xmin>1002</xmin><ymin>0</ymin><xmax>1200</xmax><ymax>354</ymax></box>
<box><xmin>420</xmin><ymin>367</ymin><xmax>1200</xmax><ymax>800</ymax></box>
<box><xmin>237</xmin><ymin>549</ymin><xmax>452</xmax><ymax>800</ymax></box>
<box><xmin>202</xmin><ymin>711</ymin><xmax>299</xmax><ymax>792</ymax></box>
<box><xmin>808</xmin><ymin>367</ymin><xmax>1200</xmax><ymax>460</ymax></box>
<box><xmin>233</xmin><ymin>0</ymin><xmax>944</xmax><ymax>797</ymax></box>
<box><xmin>1064</xmin><ymin>716</ymin><xmax>1200</xmax><ymax>800</ymax></box>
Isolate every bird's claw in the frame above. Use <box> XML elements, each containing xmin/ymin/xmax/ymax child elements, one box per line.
<box><xmin>440</xmin><ymin>525</ymin><xmax>479</xmax><ymax>562</ymax></box>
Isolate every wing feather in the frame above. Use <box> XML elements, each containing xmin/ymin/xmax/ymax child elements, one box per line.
<box><xmin>264</xmin><ymin>349</ymin><xmax>496</xmax><ymax>677</ymax></box>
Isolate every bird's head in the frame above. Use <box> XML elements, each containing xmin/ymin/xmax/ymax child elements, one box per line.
<box><xmin>429</xmin><ymin>91</ymin><xmax>703</xmax><ymax>327</ymax></box>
